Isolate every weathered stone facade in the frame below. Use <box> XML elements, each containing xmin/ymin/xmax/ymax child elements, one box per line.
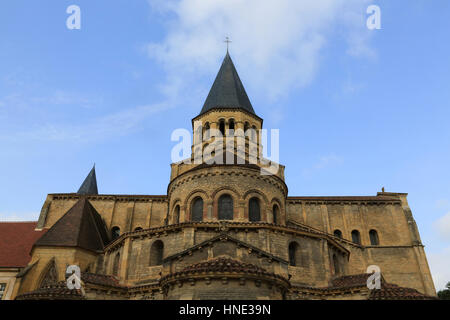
<box><xmin>12</xmin><ymin>53</ymin><xmax>436</xmax><ymax>300</ymax></box>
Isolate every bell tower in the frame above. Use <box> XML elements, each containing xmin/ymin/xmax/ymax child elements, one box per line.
<box><xmin>191</xmin><ymin>52</ymin><xmax>264</xmax><ymax>166</ymax></box>
<box><xmin>167</xmin><ymin>51</ymin><xmax>287</xmax><ymax>225</ymax></box>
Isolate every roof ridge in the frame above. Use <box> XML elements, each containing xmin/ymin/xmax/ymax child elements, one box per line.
<box><xmin>0</xmin><ymin>221</ymin><xmax>38</xmax><ymax>223</ymax></box>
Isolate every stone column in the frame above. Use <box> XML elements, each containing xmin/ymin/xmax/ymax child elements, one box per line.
<box><xmin>206</xmin><ymin>200</ymin><xmax>213</xmax><ymax>221</ymax></box>
<box><xmin>180</xmin><ymin>205</ymin><xmax>187</xmax><ymax>223</ymax></box>
<box><xmin>266</xmin><ymin>207</ymin><xmax>273</xmax><ymax>223</ymax></box>
<box><xmin>238</xmin><ymin>200</ymin><xmax>245</xmax><ymax>221</ymax></box>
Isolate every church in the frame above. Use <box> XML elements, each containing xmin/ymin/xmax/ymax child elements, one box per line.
<box><xmin>0</xmin><ymin>52</ymin><xmax>437</xmax><ymax>300</ymax></box>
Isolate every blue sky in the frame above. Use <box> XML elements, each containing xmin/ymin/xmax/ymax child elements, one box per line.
<box><xmin>1</xmin><ymin>0</ymin><xmax>449</xmax><ymax>290</ymax></box>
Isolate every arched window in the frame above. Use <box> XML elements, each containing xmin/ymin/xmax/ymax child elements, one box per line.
<box><xmin>369</xmin><ymin>229</ymin><xmax>379</xmax><ymax>245</ymax></box>
<box><xmin>251</xmin><ymin>125</ymin><xmax>257</xmax><ymax>142</ymax></box>
<box><xmin>219</xmin><ymin>119</ymin><xmax>225</xmax><ymax>136</ymax></box>
<box><xmin>351</xmin><ymin>230</ymin><xmax>361</xmax><ymax>244</ymax></box>
<box><xmin>134</xmin><ymin>227</ymin><xmax>143</xmax><ymax>232</ymax></box>
<box><xmin>249</xmin><ymin>197</ymin><xmax>261</xmax><ymax>222</ymax></box>
<box><xmin>111</xmin><ymin>226</ymin><xmax>120</xmax><ymax>241</ymax></box>
<box><xmin>333</xmin><ymin>254</ymin><xmax>340</xmax><ymax>275</ymax></box>
<box><xmin>244</xmin><ymin>122</ymin><xmax>250</xmax><ymax>142</ymax></box>
<box><xmin>334</xmin><ymin>229</ymin><xmax>342</xmax><ymax>239</ymax></box>
<box><xmin>113</xmin><ymin>253</ymin><xmax>120</xmax><ymax>276</ymax></box>
<box><xmin>288</xmin><ymin>242</ymin><xmax>299</xmax><ymax>266</ymax></box>
<box><xmin>204</xmin><ymin>122</ymin><xmax>210</xmax><ymax>141</ymax></box>
<box><xmin>149</xmin><ymin>240</ymin><xmax>164</xmax><ymax>266</ymax></box>
<box><xmin>272</xmin><ymin>205</ymin><xmax>279</xmax><ymax>224</ymax></box>
<box><xmin>218</xmin><ymin>194</ymin><xmax>233</xmax><ymax>220</ymax></box>
<box><xmin>191</xmin><ymin>198</ymin><xmax>203</xmax><ymax>222</ymax></box>
<box><xmin>195</xmin><ymin>123</ymin><xmax>202</xmax><ymax>145</ymax></box>
<box><xmin>244</xmin><ymin>122</ymin><xmax>250</xmax><ymax>132</ymax></box>
<box><xmin>229</xmin><ymin>119</ymin><xmax>235</xmax><ymax>131</ymax></box>
<box><xmin>173</xmin><ymin>205</ymin><xmax>180</xmax><ymax>224</ymax></box>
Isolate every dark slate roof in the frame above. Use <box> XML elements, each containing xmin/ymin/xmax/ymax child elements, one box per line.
<box><xmin>0</xmin><ymin>222</ymin><xmax>46</xmax><ymax>268</ymax></box>
<box><xmin>200</xmin><ymin>52</ymin><xmax>256</xmax><ymax>116</ymax></box>
<box><xmin>77</xmin><ymin>165</ymin><xmax>98</xmax><ymax>195</ymax></box>
<box><xmin>34</xmin><ymin>198</ymin><xmax>109</xmax><ymax>252</ymax></box>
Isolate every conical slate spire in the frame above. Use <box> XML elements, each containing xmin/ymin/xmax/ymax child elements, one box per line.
<box><xmin>200</xmin><ymin>52</ymin><xmax>256</xmax><ymax>116</ymax></box>
<box><xmin>77</xmin><ymin>165</ymin><xmax>98</xmax><ymax>195</ymax></box>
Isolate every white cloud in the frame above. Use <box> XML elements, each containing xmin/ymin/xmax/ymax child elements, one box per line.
<box><xmin>0</xmin><ymin>102</ymin><xmax>169</xmax><ymax>143</ymax></box>
<box><xmin>434</xmin><ymin>212</ymin><xmax>450</xmax><ymax>241</ymax></box>
<box><xmin>147</xmin><ymin>0</ymin><xmax>373</xmax><ymax>100</ymax></box>
<box><xmin>428</xmin><ymin>246</ymin><xmax>450</xmax><ymax>292</ymax></box>
<box><xmin>302</xmin><ymin>153</ymin><xmax>343</xmax><ymax>177</ymax></box>
<box><xmin>30</xmin><ymin>90</ymin><xmax>103</xmax><ymax>109</ymax></box>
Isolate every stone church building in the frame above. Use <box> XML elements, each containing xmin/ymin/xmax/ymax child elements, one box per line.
<box><xmin>0</xmin><ymin>53</ymin><xmax>436</xmax><ymax>300</ymax></box>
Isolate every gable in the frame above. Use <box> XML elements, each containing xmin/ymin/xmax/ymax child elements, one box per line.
<box><xmin>163</xmin><ymin>233</ymin><xmax>288</xmax><ymax>265</ymax></box>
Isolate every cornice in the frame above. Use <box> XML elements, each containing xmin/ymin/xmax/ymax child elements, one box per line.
<box><xmin>104</xmin><ymin>221</ymin><xmax>350</xmax><ymax>255</ymax></box>
<box><xmin>49</xmin><ymin>193</ymin><xmax>167</xmax><ymax>203</ymax></box>
<box><xmin>167</xmin><ymin>164</ymin><xmax>288</xmax><ymax>199</ymax></box>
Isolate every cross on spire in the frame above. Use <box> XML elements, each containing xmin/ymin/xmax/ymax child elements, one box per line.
<box><xmin>224</xmin><ymin>37</ymin><xmax>232</xmax><ymax>52</ymax></box>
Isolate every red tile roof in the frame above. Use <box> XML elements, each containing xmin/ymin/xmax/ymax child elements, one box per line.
<box><xmin>0</xmin><ymin>222</ymin><xmax>46</xmax><ymax>268</ymax></box>
<box><xmin>81</xmin><ymin>272</ymin><xmax>124</xmax><ymax>288</ymax></box>
<box><xmin>15</xmin><ymin>281</ymin><xmax>84</xmax><ymax>300</ymax></box>
<box><xmin>160</xmin><ymin>256</ymin><xmax>290</xmax><ymax>285</ymax></box>
<box><xmin>330</xmin><ymin>273</ymin><xmax>373</xmax><ymax>288</ymax></box>
<box><xmin>369</xmin><ymin>283</ymin><xmax>436</xmax><ymax>300</ymax></box>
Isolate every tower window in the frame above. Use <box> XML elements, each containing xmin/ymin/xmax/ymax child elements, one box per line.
<box><xmin>244</xmin><ymin>122</ymin><xmax>250</xmax><ymax>140</ymax></box>
<box><xmin>195</xmin><ymin>124</ymin><xmax>202</xmax><ymax>145</ymax></box>
<box><xmin>273</xmin><ymin>205</ymin><xmax>279</xmax><ymax>224</ymax></box>
<box><xmin>204</xmin><ymin>122</ymin><xmax>210</xmax><ymax>141</ymax></box>
<box><xmin>149</xmin><ymin>240</ymin><xmax>164</xmax><ymax>266</ymax></box>
<box><xmin>249</xmin><ymin>197</ymin><xmax>261</xmax><ymax>222</ymax></box>
<box><xmin>351</xmin><ymin>230</ymin><xmax>361</xmax><ymax>245</ymax></box>
<box><xmin>334</xmin><ymin>229</ymin><xmax>342</xmax><ymax>239</ymax></box>
<box><xmin>251</xmin><ymin>125</ymin><xmax>257</xmax><ymax>142</ymax></box>
<box><xmin>111</xmin><ymin>226</ymin><xmax>120</xmax><ymax>241</ymax></box>
<box><xmin>288</xmin><ymin>242</ymin><xmax>299</xmax><ymax>266</ymax></box>
<box><xmin>191</xmin><ymin>198</ymin><xmax>203</xmax><ymax>222</ymax></box>
<box><xmin>218</xmin><ymin>194</ymin><xmax>233</xmax><ymax>220</ymax></box>
<box><xmin>229</xmin><ymin>119</ymin><xmax>235</xmax><ymax>131</ymax></box>
<box><xmin>174</xmin><ymin>205</ymin><xmax>180</xmax><ymax>224</ymax></box>
<box><xmin>369</xmin><ymin>229</ymin><xmax>379</xmax><ymax>245</ymax></box>
<box><xmin>219</xmin><ymin>120</ymin><xmax>225</xmax><ymax>136</ymax></box>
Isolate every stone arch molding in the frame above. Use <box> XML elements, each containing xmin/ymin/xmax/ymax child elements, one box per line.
<box><xmin>243</xmin><ymin>189</ymin><xmax>269</xmax><ymax>205</ymax></box>
<box><xmin>211</xmin><ymin>186</ymin><xmax>241</xmax><ymax>201</ymax></box>
<box><xmin>183</xmin><ymin>189</ymin><xmax>210</xmax><ymax>209</ymax></box>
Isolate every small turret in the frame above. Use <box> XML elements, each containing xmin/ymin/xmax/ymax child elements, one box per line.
<box><xmin>77</xmin><ymin>165</ymin><xmax>98</xmax><ymax>195</ymax></box>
